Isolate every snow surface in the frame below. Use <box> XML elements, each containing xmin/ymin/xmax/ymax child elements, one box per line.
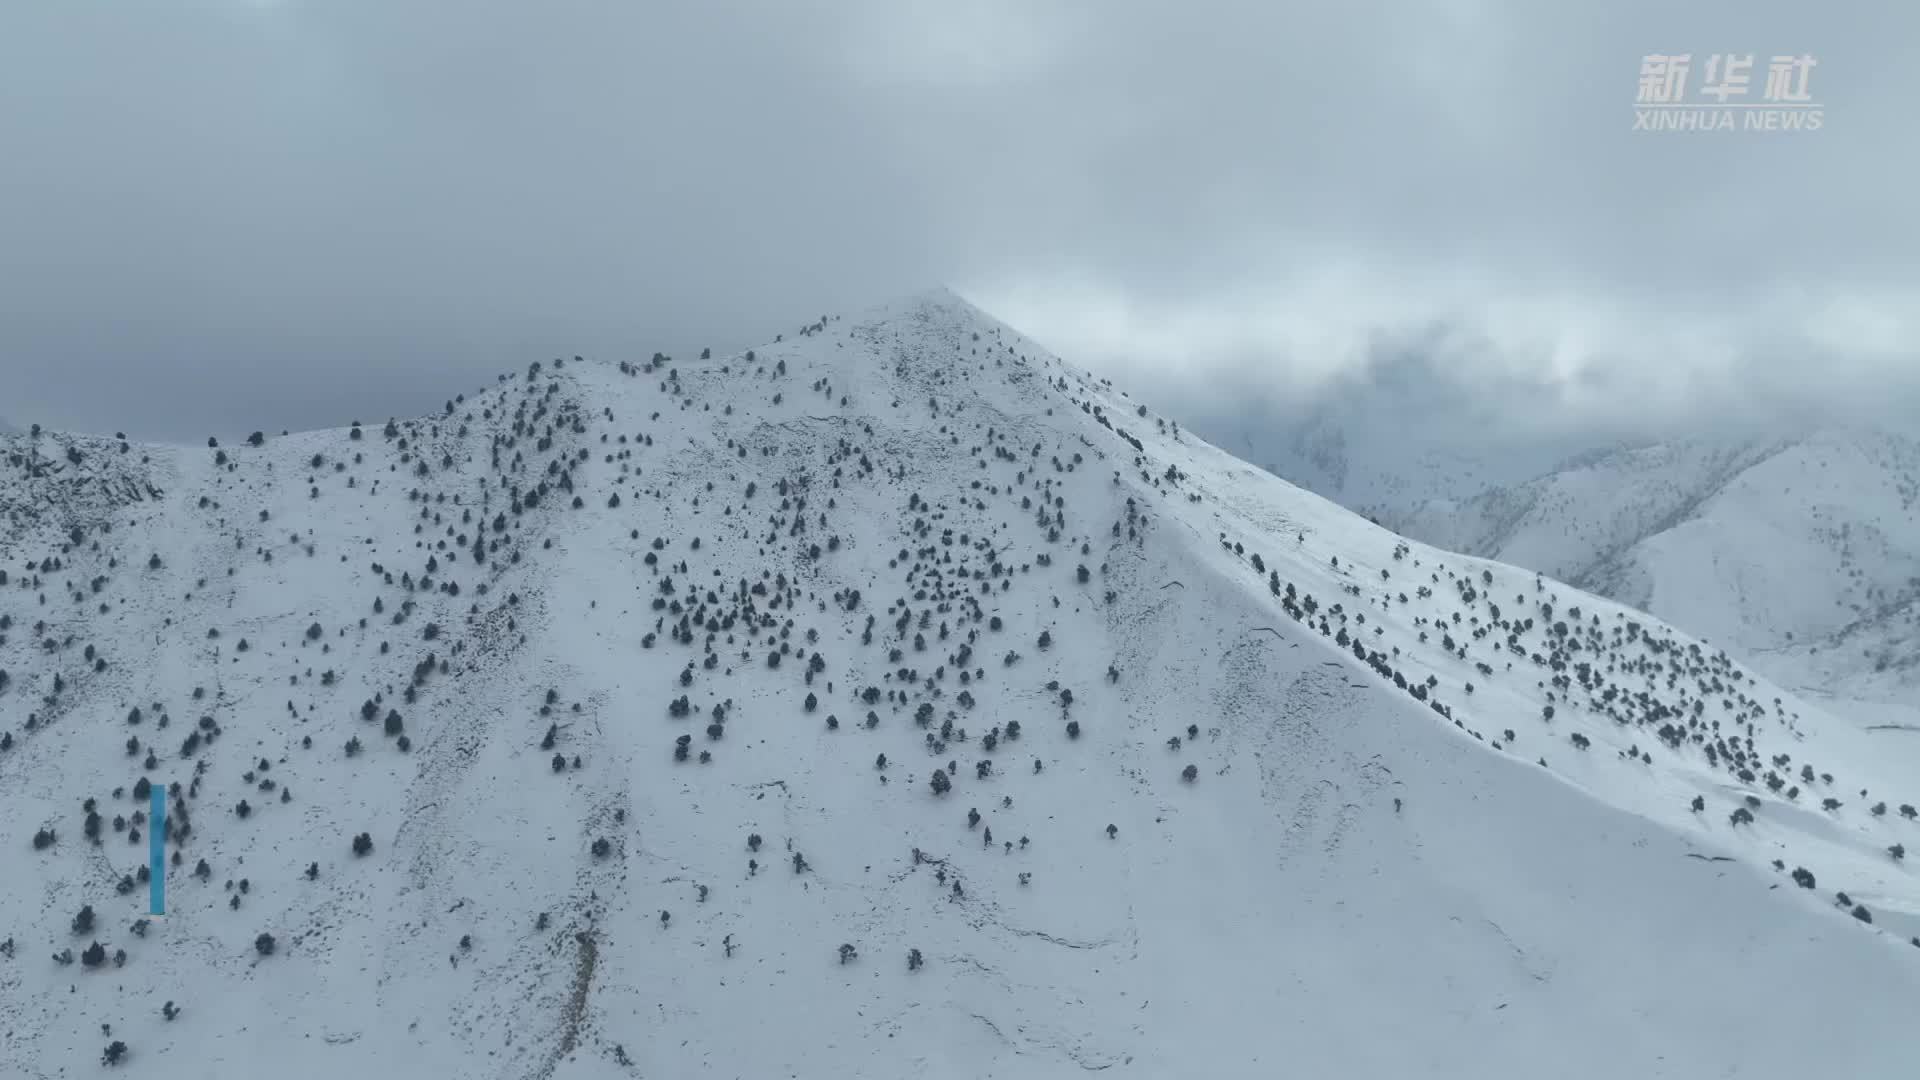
<box><xmin>2</xmin><ymin>290</ymin><xmax>1917</xmax><ymax>1079</ymax></box>
<box><xmin>1387</xmin><ymin>431</ymin><xmax>1920</xmax><ymax>720</ymax></box>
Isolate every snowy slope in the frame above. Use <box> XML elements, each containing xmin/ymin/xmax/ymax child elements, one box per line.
<box><xmin>1386</xmin><ymin>436</ymin><xmax>1791</xmax><ymax>592</ymax></box>
<box><xmin>1387</xmin><ymin>431</ymin><xmax>1920</xmax><ymax>705</ymax></box>
<box><xmin>2</xmin><ymin>291</ymin><xmax>1918</xmax><ymax>1080</ymax></box>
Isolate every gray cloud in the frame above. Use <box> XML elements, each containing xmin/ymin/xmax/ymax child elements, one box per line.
<box><xmin>0</xmin><ymin>0</ymin><xmax>1913</xmax><ymax>442</ymax></box>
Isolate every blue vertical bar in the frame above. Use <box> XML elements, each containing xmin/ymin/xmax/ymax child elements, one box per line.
<box><xmin>150</xmin><ymin>786</ymin><xmax>165</xmax><ymax>916</ymax></box>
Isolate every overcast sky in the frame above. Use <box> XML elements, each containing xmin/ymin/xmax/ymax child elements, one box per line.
<box><xmin>1</xmin><ymin>0</ymin><xmax>1913</xmax><ymax>444</ymax></box>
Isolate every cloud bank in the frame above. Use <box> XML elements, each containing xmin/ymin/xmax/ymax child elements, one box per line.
<box><xmin>0</xmin><ymin>0</ymin><xmax>1911</xmax><ymax>441</ymax></box>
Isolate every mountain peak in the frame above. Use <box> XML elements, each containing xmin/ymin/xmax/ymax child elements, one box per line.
<box><xmin>3</xmin><ymin>296</ymin><xmax>1916</xmax><ymax>1079</ymax></box>
<box><xmin>839</xmin><ymin>285</ymin><xmax>1006</xmax><ymax>338</ymax></box>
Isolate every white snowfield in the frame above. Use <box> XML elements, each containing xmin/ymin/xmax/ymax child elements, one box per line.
<box><xmin>0</xmin><ymin>290</ymin><xmax>1915</xmax><ymax>1080</ymax></box>
<box><xmin>1387</xmin><ymin>431</ymin><xmax>1920</xmax><ymax>731</ymax></box>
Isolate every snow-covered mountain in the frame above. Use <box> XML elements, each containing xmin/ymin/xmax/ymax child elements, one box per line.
<box><xmin>3</xmin><ymin>291</ymin><xmax>1918</xmax><ymax>1080</ymax></box>
<box><xmin>1225</xmin><ymin>357</ymin><xmax>1920</xmax><ymax>738</ymax></box>
<box><xmin>1386</xmin><ymin>431</ymin><xmax>1920</xmax><ymax>707</ymax></box>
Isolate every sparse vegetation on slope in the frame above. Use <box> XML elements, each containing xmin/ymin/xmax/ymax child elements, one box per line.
<box><xmin>0</xmin><ymin>291</ymin><xmax>1915</xmax><ymax>1080</ymax></box>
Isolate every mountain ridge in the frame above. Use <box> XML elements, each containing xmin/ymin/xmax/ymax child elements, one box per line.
<box><xmin>1386</xmin><ymin>427</ymin><xmax>1920</xmax><ymax>708</ymax></box>
<box><xmin>2</xmin><ymin>291</ymin><xmax>1917</xmax><ymax>1079</ymax></box>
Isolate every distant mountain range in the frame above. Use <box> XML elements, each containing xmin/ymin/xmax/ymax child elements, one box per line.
<box><xmin>1192</xmin><ymin>360</ymin><xmax>1920</xmax><ymax>723</ymax></box>
<box><xmin>1384</xmin><ymin>429</ymin><xmax>1920</xmax><ymax>705</ymax></box>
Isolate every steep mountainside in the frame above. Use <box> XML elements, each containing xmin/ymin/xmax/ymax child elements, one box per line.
<box><xmin>2</xmin><ymin>292</ymin><xmax>1917</xmax><ymax>1080</ymax></box>
<box><xmin>1388</xmin><ymin>431</ymin><xmax>1920</xmax><ymax>709</ymax></box>
<box><xmin>1387</xmin><ymin>437</ymin><xmax>1791</xmax><ymax>589</ymax></box>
